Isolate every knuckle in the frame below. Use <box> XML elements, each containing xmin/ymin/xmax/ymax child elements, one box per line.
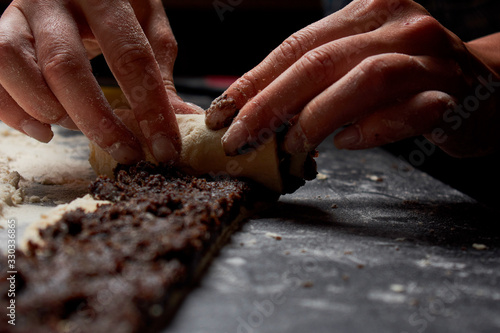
<box><xmin>154</xmin><ymin>30</ymin><xmax>178</xmax><ymax>60</ymax></box>
<box><xmin>358</xmin><ymin>0</ymin><xmax>386</xmax><ymax>13</ymax></box>
<box><xmin>352</xmin><ymin>0</ymin><xmax>407</xmax><ymax>26</ymax></box>
<box><xmin>111</xmin><ymin>43</ymin><xmax>154</xmax><ymax>79</ymax></box>
<box><xmin>167</xmin><ymin>39</ymin><xmax>178</xmax><ymax>59</ymax></box>
<box><xmin>0</xmin><ymin>34</ymin><xmax>21</xmax><ymax>68</ymax></box>
<box><xmin>404</xmin><ymin>55</ymin><xmax>427</xmax><ymax>75</ymax></box>
<box><xmin>41</xmin><ymin>48</ymin><xmax>86</xmax><ymax>81</ymax></box>
<box><xmin>277</xmin><ymin>30</ymin><xmax>313</xmax><ymax>65</ymax></box>
<box><xmin>357</xmin><ymin>55</ymin><xmax>392</xmax><ymax>87</ymax></box>
<box><xmin>412</xmin><ymin>15</ymin><xmax>442</xmax><ymax>34</ymax></box>
<box><xmin>361</xmin><ymin>0</ymin><xmax>412</xmax><ymax>13</ymax></box>
<box><xmin>160</xmin><ymin>34</ymin><xmax>178</xmax><ymax>55</ymax></box>
<box><xmin>400</xmin><ymin>14</ymin><xmax>445</xmax><ymax>42</ymax></box>
<box><xmin>234</xmin><ymin>72</ymin><xmax>261</xmax><ymax>100</ymax></box>
<box><xmin>163</xmin><ymin>80</ymin><xmax>177</xmax><ymax>94</ymax></box>
<box><xmin>296</xmin><ymin>49</ymin><xmax>335</xmax><ymax>83</ymax></box>
<box><xmin>302</xmin><ymin>97</ymin><xmax>323</xmax><ymax>120</ymax></box>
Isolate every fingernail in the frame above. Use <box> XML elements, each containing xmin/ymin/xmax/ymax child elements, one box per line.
<box><xmin>222</xmin><ymin>120</ymin><xmax>251</xmax><ymax>156</ymax></box>
<box><xmin>206</xmin><ymin>95</ymin><xmax>238</xmax><ymax>130</ymax></box>
<box><xmin>22</xmin><ymin>119</ymin><xmax>53</xmax><ymax>143</ymax></box>
<box><xmin>108</xmin><ymin>142</ymin><xmax>143</xmax><ymax>164</ymax></box>
<box><xmin>334</xmin><ymin>125</ymin><xmax>361</xmax><ymax>149</ymax></box>
<box><xmin>284</xmin><ymin>123</ymin><xmax>309</xmax><ymax>154</ymax></box>
<box><xmin>58</xmin><ymin>115</ymin><xmax>79</xmax><ymax>130</ymax></box>
<box><xmin>151</xmin><ymin>134</ymin><xmax>179</xmax><ymax>163</ymax></box>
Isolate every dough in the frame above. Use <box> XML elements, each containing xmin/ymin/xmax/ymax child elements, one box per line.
<box><xmin>0</xmin><ymin>167</ymin><xmax>23</xmax><ymax>216</ymax></box>
<box><xmin>89</xmin><ymin>110</ymin><xmax>314</xmax><ymax>193</ymax></box>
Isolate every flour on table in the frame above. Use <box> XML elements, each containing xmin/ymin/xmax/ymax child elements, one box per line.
<box><xmin>0</xmin><ymin>122</ymin><xmax>95</xmax><ymax>253</ymax></box>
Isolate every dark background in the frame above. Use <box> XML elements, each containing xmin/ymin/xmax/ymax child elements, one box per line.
<box><xmin>164</xmin><ymin>0</ymin><xmax>323</xmax><ymax>77</ymax></box>
<box><xmin>0</xmin><ymin>0</ymin><xmax>498</xmax><ymax>208</ymax></box>
<box><xmin>0</xmin><ymin>0</ymin><xmax>323</xmax><ymax>77</ymax></box>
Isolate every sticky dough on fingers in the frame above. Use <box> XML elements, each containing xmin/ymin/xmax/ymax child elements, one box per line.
<box><xmin>89</xmin><ymin>109</ymin><xmax>316</xmax><ymax>194</ymax></box>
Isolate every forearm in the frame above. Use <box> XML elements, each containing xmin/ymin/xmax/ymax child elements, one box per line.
<box><xmin>466</xmin><ymin>32</ymin><xmax>500</xmax><ymax>75</ymax></box>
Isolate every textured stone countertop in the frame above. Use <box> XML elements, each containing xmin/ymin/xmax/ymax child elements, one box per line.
<box><xmin>165</xmin><ymin>137</ymin><xmax>500</xmax><ymax>333</ymax></box>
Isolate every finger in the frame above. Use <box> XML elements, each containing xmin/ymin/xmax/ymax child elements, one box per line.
<box><xmin>0</xmin><ymin>5</ymin><xmax>74</xmax><ymax>129</ymax></box>
<box><xmin>131</xmin><ymin>0</ymin><xmax>197</xmax><ymax>115</ymax></box>
<box><xmin>22</xmin><ymin>0</ymin><xmax>143</xmax><ymax>164</ymax></box>
<box><xmin>218</xmin><ymin>34</ymin><xmax>376</xmax><ymax>155</ymax></box>
<box><xmin>205</xmin><ymin>0</ymin><xmax>427</xmax><ymax>129</ymax></box>
<box><xmin>220</xmin><ymin>25</ymin><xmax>464</xmax><ymax>156</ymax></box>
<box><xmin>81</xmin><ymin>0</ymin><xmax>180</xmax><ymax>163</ymax></box>
<box><xmin>205</xmin><ymin>15</ymin><xmax>352</xmax><ymax>130</ymax></box>
<box><xmin>333</xmin><ymin>91</ymin><xmax>457</xmax><ymax>149</ymax></box>
<box><xmin>284</xmin><ymin>53</ymin><xmax>465</xmax><ymax>154</ymax></box>
<box><xmin>0</xmin><ymin>84</ymin><xmax>53</xmax><ymax>142</ymax></box>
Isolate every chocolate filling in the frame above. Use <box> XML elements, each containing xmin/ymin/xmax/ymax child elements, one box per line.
<box><xmin>0</xmin><ymin>162</ymin><xmax>273</xmax><ymax>333</ymax></box>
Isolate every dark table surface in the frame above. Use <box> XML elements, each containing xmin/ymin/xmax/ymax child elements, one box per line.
<box><xmin>163</xmin><ymin>133</ymin><xmax>500</xmax><ymax>333</ymax></box>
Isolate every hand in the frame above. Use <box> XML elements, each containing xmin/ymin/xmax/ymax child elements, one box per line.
<box><xmin>205</xmin><ymin>0</ymin><xmax>500</xmax><ymax>158</ymax></box>
<box><xmin>0</xmin><ymin>0</ymin><xmax>196</xmax><ymax>164</ymax></box>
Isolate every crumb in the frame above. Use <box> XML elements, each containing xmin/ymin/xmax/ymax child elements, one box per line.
<box><xmin>28</xmin><ymin>196</ymin><xmax>41</xmax><ymax>204</ymax></box>
<box><xmin>472</xmin><ymin>243</ymin><xmax>488</xmax><ymax>251</ymax></box>
<box><xmin>357</xmin><ymin>264</ymin><xmax>365</xmax><ymax>269</ymax></box>
<box><xmin>302</xmin><ymin>281</ymin><xmax>314</xmax><ymax>288</ymax></box>
<box><xmin>265</xmin><ymin>232</ymin><xmax>282</xmax><ymax>241</ymax></box>
<box><xmin>316</xmin><ymin>173</ymin><xmax>328</xmax><ymax>180</ymax></box>
<box><xmin>7</xmin><ymin>171</ymin><xmax>21</xmax><ymax>187</ymax></box>
<box><xmin>367</xmin><ymin>175</ymin><xmax>383</xmax><ymax>182</ymax></box>
<box><xmin>390</xmin><ymin>284</ymin><xmax>405</xmax><ymax>293</ymax></box>
<box><xmin>284</xmin><ymin>251</ymin><xmax>290</xmax><ymax>255</ymax></box>
<box><xmin>344</xmin><ymin>251</ymin><xmax>353</xmax><ymax>255</ymax></box>
<box><xmin>12</xmin><ymin>188</ymin><xmax>25</xmax><ymax>204</ymax></box>
<box><xmin>331</xmin><ymin>204</ymin><xmax>338</xmax><ymax>209</ymax></box>
<box><xmin>301</xmin><ymin>249</ymin><xmax>307</xmax><ymax>253</ymax></box>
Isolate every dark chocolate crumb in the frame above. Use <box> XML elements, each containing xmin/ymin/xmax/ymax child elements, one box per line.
<box><xmin>1</xmin><ymin>162</ymin><xmax>268</xmax><ymax>333</ymax></box>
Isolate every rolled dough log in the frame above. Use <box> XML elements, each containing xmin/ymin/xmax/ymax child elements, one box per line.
<box><xmin>89</xmin><ymin>110</ymin><xmax>314</xmax><ymax>193</ymax></box>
